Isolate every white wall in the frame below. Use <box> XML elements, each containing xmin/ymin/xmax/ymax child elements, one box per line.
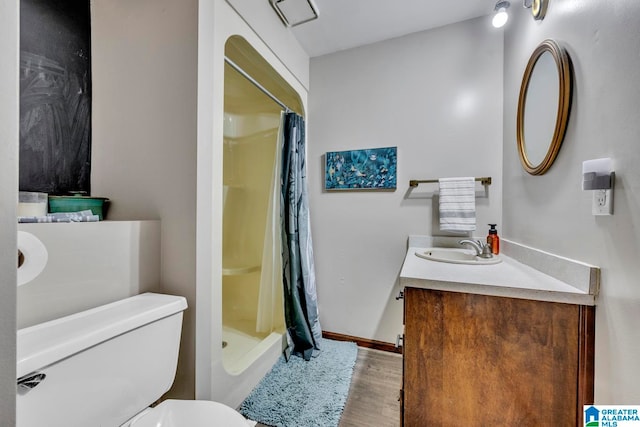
<box><xmin>503</xmin><ymin>1</ymin><xmax>640</xmax><ymax>402</ymax></box>
<box><xmin>0</xmin><ymin>0</ymin><xmax>18</xmax><ymax>423</ymax></box>
<box><xmin>90</xmin><ymin>0</ymin><xmax>198</xmax><ymax>399</ymax></box>
<box><xmin>17</xmin><ymin>221</ymin><xmax>160</xmax><ymax>328</ymax></box>
<box><xmin>224</xmin><ymin>0</ymin><xmax>310</xmax><ymax>90</ymax></box>
<box><xmin>196</xmin><ymin>0</ymin><xmax>309</xmax><ymax>407</ymax></box>
<box><xmin>308</xmin><ymin>17</ymin><xmax>503</xmax><ymax>343</ymax></box>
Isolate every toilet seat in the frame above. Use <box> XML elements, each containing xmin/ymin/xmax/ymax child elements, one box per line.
<box><xmin>127</xmin><ymin>399</ymin><xmax>252</xmax><ymax>427</ymax></box>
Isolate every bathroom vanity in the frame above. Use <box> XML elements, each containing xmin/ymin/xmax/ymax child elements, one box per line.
<box><xmin>399</xmin><ymin>236</ymin><xmax>598</xmax><ymax>427</ymax></box>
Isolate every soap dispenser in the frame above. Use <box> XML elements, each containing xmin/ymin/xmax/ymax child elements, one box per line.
<box><xmin>487</xmin><ymin>224</ymin><xmax>500</xmax><ymax>255</ymax></box>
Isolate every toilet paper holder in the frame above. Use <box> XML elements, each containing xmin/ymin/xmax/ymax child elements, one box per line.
<box><xmin>17</xmin><ymin>231</ymin><xmax>48</xmax><ymax>286</ymax></box>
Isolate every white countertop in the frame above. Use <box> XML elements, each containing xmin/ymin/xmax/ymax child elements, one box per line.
<box><xmin>400</xmin><ymin>246</ymin><xmax>596</xmax><ymax>306</ymax></box>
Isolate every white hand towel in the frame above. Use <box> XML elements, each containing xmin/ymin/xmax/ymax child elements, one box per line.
<box><xmin>439</xmin><ymin>177</ymin><xmax>476</xmax><ymax>232</ymax></box>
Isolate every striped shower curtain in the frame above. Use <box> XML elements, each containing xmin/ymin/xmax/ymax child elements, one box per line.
<box><xmin>280</xmin><ymin>112</ymin><xmax>322</xmax><ymax>361</ymax></box>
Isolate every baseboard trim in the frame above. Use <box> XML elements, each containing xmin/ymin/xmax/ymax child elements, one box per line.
<box><xmin>322</xmin><ymin>331</ymin><xmax>402</xmax><ymax>354</ymax></box>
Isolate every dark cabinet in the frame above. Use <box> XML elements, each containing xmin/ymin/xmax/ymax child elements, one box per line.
<box><xmin>401</xmin><ymin>287</ymin><xmax>595</xmax><ymax>427</ymax></box>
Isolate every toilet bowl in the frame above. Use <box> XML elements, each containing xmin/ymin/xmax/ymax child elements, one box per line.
<box><xmin>126</xmin><ymin>400</ymin><xmax>252</xmax><ymax>427</ymax></box>
<box><xmin>17</xmin><ymin>293</ymin><xmax>252</xmax><ymax>427</ymax></box>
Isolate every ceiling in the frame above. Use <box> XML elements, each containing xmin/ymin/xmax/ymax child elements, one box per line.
<box><xmin>289</xmin><ymin>0</ymin><xmax>497</xmax><ymax>57</ymax></box>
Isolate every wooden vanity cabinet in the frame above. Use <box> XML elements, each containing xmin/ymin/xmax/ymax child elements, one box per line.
<box><xmin>401</xmin><ymin>287</ymin><xmax>595</xmax><ymax>427</ymax></box>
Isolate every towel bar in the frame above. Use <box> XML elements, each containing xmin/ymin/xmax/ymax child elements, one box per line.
<box><xmin>409</xmin><ymin>177</ymin><xmax>492</xmax><ymax>187</ymax></box>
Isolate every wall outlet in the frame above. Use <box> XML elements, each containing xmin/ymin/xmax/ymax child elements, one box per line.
<box><xmin>592</xmin><ymin>189</ymin><xmax>613</xmax><ymax>215</ymax></box>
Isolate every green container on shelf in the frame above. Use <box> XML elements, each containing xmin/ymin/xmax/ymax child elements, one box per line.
<box><xmin>48</xmin><ymin>196</ymin><xmax>110</xmax><ymax>220</ymax></box>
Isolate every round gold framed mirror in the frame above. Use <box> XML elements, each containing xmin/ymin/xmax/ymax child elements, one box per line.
<box><xmin>517</xmin><ymin>39</ymin><xmax>572</xmax><ymax>175</ymax></box>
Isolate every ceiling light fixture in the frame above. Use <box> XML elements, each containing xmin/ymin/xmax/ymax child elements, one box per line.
<box><xmin>531</xmin><ymin>0</ymin><xmax>549</xmax><ymax>20</ymax></box>
<box><xmin>270</xmin><ymin>0</ymin><xmax>319</xmax><ymax>27</ymax></box>
<box><xmin>523</xmin><ymin>0</ymin><xmax>548</xmax><ymax>21</ymax></box>
<box><xmin>492</xmin><ymin>0</ymin><xmax>511</xmax><ymax>28</ymax></box>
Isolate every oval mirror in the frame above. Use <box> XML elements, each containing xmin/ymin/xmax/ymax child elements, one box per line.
<box><xmin>517</xmin><ymin>39</ymin><xmax>572</xmax><ymax>175</ymax></box>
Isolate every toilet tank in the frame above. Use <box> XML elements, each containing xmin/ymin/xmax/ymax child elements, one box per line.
<box><xmin>17</xmin><ymin>293</ymin><xmax>188</xmax><ymax>427</ymax></box>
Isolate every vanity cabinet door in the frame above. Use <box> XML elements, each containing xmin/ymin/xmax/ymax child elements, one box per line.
<box><xmin>403</xmin><ymin>287</ymin><xmax>594</xmax><ymax>427</ymax></box>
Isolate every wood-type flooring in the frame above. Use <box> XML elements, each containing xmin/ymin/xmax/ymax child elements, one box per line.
<box><xmin>254</xmin><ymin>346</ymin><xmax>402</xmax><ymax>427</ymax></box>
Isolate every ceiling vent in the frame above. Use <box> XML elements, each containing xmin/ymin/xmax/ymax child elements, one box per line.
<box><xmin>270</xmin><ymin>0</ymin><xmax>319</xmax><ymax>27</ymax></box>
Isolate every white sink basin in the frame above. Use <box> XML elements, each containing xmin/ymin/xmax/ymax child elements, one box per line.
<box><xmin>415</xmin><ymin>248</ymin><xmax>502</xmax><ymax>265</ymax></box>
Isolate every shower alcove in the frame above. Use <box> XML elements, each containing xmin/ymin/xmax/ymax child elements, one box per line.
<box><xmin>220</xmin><ymin>36</ymin><xmax>304</xmax><ymax>377</ymax></box>
<box><xmin>196</xmin><ymin>2</ymin><xmax>308</xmax><ymax>406</ymax></box>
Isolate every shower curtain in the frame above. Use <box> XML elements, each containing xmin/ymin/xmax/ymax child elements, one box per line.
<box><xmin>256</xmin><ymin>117</ymin><xmax>284</xmax><ymax>334</ymax></box>
<box><xmin>280</xmin><ymin>112</ymin><xmax>322</xmax><ymax>361</ymax></box>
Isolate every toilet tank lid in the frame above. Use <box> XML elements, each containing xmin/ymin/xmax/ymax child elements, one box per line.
<box><xmin>17</xmin><ymin>293</ymin><xmax>187</xmax><ymax>378</ymax></box>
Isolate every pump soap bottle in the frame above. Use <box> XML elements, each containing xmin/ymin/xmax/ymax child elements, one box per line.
<box><xmin>487</xmin><ymin>224</ymin><xmax>500</xmax><ymax>255</ymax></box>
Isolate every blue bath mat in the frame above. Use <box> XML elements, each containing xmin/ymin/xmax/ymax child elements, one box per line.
<box><xmin>239</xmin><ymin>338</ymin><xmax>358</xmax><ymax>427</ymax></box>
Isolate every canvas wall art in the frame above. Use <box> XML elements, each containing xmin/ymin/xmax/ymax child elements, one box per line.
<box><xmin>325</xmin><ymin>146</ymin><xmax>397</xmax><ymax>190</ymax></box>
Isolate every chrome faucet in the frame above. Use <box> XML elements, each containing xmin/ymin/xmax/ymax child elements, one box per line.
<box><xmin>458</xmin><ymin>239</ymin><xmax>494</xmax><ymax>259</ymax></box>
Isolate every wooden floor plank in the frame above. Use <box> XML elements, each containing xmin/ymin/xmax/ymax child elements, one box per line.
<box><xmin>340</xmin><ymin>347</ymin><xmax>402</xmax><ymax>427</ymax></box>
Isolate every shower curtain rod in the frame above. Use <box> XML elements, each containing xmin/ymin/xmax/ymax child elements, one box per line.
<box><xmin>224</xmin><ymin>56</ymin><xmax>292</xmax><ymax>113</ymax></box>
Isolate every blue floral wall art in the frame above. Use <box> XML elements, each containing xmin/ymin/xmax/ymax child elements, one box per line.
<box><xmin>325</xmin><ymin>146</ymin><xmax>397</xmax><ymax>190</ymax></box>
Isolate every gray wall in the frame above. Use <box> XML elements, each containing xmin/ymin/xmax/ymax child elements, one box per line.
<box><xmin>0</xmin><ymin>0</ymin><xmax>18</xmax><ymax>424</ymax></box>
<box><xmin>503</xmin><ymin>1</ymin><xmax>640</xmax><ymax>402</ymax></box>
<box><xmin>308</xmin><ymin>17</ymin><xmax>503</xmax><ymax>343</ymax></box>
<box><xmin>6</xmin><ymin>0</ymin><xmax>307</xmax><ymax>410</ymax></box>
<box><xmin>90</xmin><ymin>0</ymin><xmax>198</xmax><ymax>399</ymax></box>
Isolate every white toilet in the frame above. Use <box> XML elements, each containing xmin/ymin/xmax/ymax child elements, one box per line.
<box><xmin>16</xmin><ymin>293</ymin><xmax>252</xmax><ymax>427</ymax></box>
